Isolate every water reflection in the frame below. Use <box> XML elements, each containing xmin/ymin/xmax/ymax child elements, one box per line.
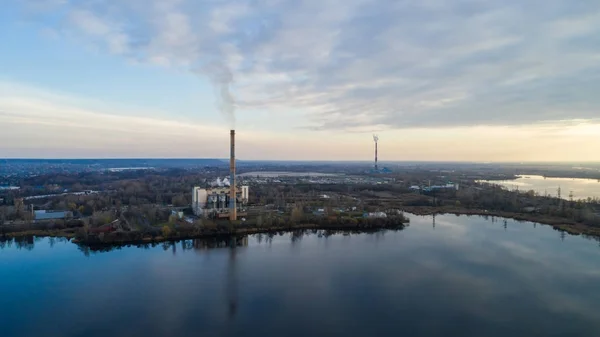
<box><xmin>2</xmin><ymin>215</ymin><xmax>600</xmax><ymax>337</ymax></box>
<box><xmin>7</xmin><ymin>221</ymin><xmax>597</xmax><ymax>254</ymax></box>
<box><xmin>69</xmin><ymin>235</ymin><xmax>252</xmax><ymax>256</ymax></box>
<box><xmin>0</xmin><ymin>229</ymin><xmax>401</xmax><ymax>255</ymax></box>
<box><xmin>227</xmin><ymin>237</ymin><xmax>245</xmax><ymax>320</ymax></box>
<box><xmin>0</xmin><ymin>235</ymin><xmax>71</xmax><ymax>251</ymax></box>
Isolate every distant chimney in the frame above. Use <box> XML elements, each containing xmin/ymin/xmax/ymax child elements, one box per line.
<box><xmin>375</xmin><ymin>141</ymin><xmax>378</xmax><ymax>170</ymax></box>
<box><xmin>230</xmin><ymin>130</ymin><xmax>237</xmax><ymax>221</ymax></box>
<box><xmin>373</xmin><ymin>134</ymin><xmax>379</xmax><ymax>171</ymax></box>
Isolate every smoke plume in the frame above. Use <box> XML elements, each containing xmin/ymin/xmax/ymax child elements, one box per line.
<box><xmin>198</xmin><ymin>61</ymin><xmax>236</xmax><ymax>128</ymax></box>
<box><xmin>218</xmin><ymin>82</ymin><xmax>235</xmax><ymax>128</ymax></box>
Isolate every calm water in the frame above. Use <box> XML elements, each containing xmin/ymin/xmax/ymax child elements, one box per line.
<box><xmin>2</xmin><ymin>214</ymin><xmax>600</xmax><ymax>337</ymax></box>
<box><xmin>479</xmin><ymin>175</ymin><xmax>600</xmax><ymax>200</ymax></box>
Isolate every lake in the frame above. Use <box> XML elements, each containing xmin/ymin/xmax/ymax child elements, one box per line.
<box><xmin>478</xmin><ymin>175</ymin><xmax>600</xmax><ymax>200</ymax></box>
<box><xmin>2</xmin><ymin>214</ymin><xmax>600</xmax><ymax>337</ymax></box>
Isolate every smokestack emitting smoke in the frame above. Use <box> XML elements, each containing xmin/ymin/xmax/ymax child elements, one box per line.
<box><xmin>373</xmin><ymin>134</ymin><xmax>379</xmax><ymax>170</ymax></box>
<box><xmin>230</xmin><ymin>130</ymin><xmax>237</xmax><ymax>221</ymax></box>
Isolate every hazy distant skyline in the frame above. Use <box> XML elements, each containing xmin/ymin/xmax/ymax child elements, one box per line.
<box><xmin>1</xmin><ymin>0</ymin><xmax>600</xmax><ymax>161</ymax></box>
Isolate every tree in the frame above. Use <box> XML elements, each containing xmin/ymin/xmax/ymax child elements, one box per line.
<box><xmin>172</xmin><ymin>194</ymin><xmax>187</xmax><ymax>207</ymax></box>
<box><xmin>291</xmin><ymin>205</ymin><xmax>304</xmax><ymax>223</ymax></box>
<box><xmin>23</xmin><ymin>211</ymin><xmax>33</xmax><ymax>225</ymax></box>
<box><xmin>162</xmin><ymin>226</ymin><xmax>172</xmax><ymax>238</ymax></box>
<box><xmin>0</xmin><ymin>206</ymin><xmax>6</xmax><ymax>225</ymax></box>
<box><xmin>79</xmin><ymin>204</ymin><xmax>93</xmax><ymax>217</ymax></box>
<box><xmin>82</xmin><ymin>219</ymin><xmax>89</xmax><ymax>241</ymax></box>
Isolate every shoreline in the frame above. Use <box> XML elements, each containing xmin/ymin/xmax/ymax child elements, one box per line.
<box><xmin>72</xmin><ymin>222</ymin><xmax>409</xmax><ymax>247</ymax></box>
<box><xmin>0</xmin><ymin>221</ymin><xmax>409</xmax><ymax>247</ymax></box>
<box><xmin>73</xmin><ymin>224</ymin><xmax>408</xmax><ymax>250</ymax></box>
<box><xmin>3</xmin><ymin>206</ymin><xmax>600</xmax><ymax>246</ymax></box>
<box><xmin>400</xmin><ymin>206</ymin><xmax>600</xmax><ymax>237</ymax></box>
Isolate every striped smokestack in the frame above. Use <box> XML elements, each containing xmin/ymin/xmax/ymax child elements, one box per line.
<box><xmin>373</xmin><ymin>134</ymin><xmax>379</xmax><ymax>171</ymax></box>
<box><xmin>229</xmin><ymin>130</ymin><xmax>237</xmax><ymax>221</ymax></box>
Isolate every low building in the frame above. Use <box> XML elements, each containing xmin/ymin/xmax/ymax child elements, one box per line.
<box><xmin>34</xmin><ymin>210</ymin><xmax>73</xmax><ymax>221</ymax></box>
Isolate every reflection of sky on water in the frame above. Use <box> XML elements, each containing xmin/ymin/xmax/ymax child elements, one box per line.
<box><xmin>2</xmin><ymin>214</ymin><xmax>600</xmax><ymax>337</ymax></box>
<box><xmin>479</xmin><ymin>175</ymin><xmax>600</xmax><ymax>200</ymax></box>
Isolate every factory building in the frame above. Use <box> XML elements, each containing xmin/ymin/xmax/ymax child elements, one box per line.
<box><xmin>193</xmin><ymin>129</ymin><xmax>248</xmax><ymax>220</ymax></box>
<box><xmin>192</xmin><ymin>184</ymin><xmax>249</xmax><ymax>218</ymax></box>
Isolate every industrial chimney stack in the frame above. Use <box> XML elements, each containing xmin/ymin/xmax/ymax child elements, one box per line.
<box><xmin>375</xmin><ymin>142</ymin><xmax>378</xmax><ymax>170</ymax></box>
<box><xmin>373</xmin><ymin>134</ymin><xmax>379</xmax><ymax>171</ymax></box>
<box><xmin>229</xmin><ymin>130</ymin><xmax>237</xmax><ymax>221</ymax></box>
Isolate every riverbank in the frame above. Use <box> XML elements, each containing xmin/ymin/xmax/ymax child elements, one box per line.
<box><xmin>70</xmin><ymin>223</ymin><xmax>409</xmax><ymax>249</ymax></box>
<box><xmin>3</xmin><ymin>206</ymin><xmax>600</xmax><ymax>244</ymax></box>
<box><xmin>400</xmin><ymin>206</ymin><xmax>600</xmax><ymax>237</ymax></box>
<box><xmin>0</xmin><ymin>218</ymin><xmax>409</xmax><ymax>247</ymax></box>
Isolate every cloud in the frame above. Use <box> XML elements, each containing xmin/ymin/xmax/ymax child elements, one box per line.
<box><xmin>18</xmin><ymin>0</ymin><xmax>600</xmax><ymax>130</ymax></box>
<box><xmin>2</xmin><ymin>80</ymin><xmax>600</xmax><ymax>160</ymax></box>
<box><xmin>0</xmin><ymin>81</ymin><xmax>232</xmax><ymax>158</ymax></box>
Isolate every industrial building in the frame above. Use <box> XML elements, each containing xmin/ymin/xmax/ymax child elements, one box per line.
<box><xmin>192</xmin><ymin>184</ymin><xmax>249</xmax><ymax>218</ymax></box>
<box><xmin>192</xmin><ymin>130</ymin><xmax>249</xmax><ymax>220</ymax></box>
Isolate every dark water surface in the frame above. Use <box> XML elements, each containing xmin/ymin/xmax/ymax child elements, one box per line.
<box><xmin>2</xmin><ymin>214</ymin><xmax>600</xmax><ymax>337</ymax></box>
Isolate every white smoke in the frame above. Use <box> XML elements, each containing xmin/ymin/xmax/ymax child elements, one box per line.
<box><xmin>26</xmin><ymin>0</ymin><xmax>600</xmax><ymax>132</ymax></box>
<box><xmin>210</xmin><ymin>177</ymin><xmax>231</xmax><ymax>187</ymax></box>
<box><xmin>198</xmin><ymin>61</ymin><xmax>236</xmax><ymax>128</ymax></box>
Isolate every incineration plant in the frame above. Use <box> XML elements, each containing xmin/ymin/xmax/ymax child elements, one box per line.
<box><xmin>192</xmin><ymin>130</ymin><xmax>249</xmax><ymax>220</ymax></box>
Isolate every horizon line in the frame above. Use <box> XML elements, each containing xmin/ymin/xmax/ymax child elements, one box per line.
<box><xmin>1</xmin><ymin>158</ymin><xmax>599</xmax><ymax>164</ymax></box>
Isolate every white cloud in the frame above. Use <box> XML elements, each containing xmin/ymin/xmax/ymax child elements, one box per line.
<box><xmin>15</xmin><ymin>0</ymin><xmax>600</xmax><ymax>133</ymax></box>
<box><xmin>2</xmin><ymin>80</ymin><xmax>600</xmax><ymax>161</ymax></box>
<box><xmin>0</xmin><ymin>82</ymin><xmax>230</xmax><ymax>157</ymax></box>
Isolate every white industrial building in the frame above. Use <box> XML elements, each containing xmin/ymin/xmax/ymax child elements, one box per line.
<box><xmin>192</xmin><ymin>178</ymin><xmax>249</xmax><ymax>218</ymax></box>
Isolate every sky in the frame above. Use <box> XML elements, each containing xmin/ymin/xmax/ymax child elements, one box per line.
<box><xmin>1</xmin><ymin>0</ymin><xmax>599</xmax><ymax>161</ymax></box>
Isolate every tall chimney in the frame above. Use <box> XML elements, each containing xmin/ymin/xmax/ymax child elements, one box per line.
<box><xmin>229</xmin><ymin>130</ymin><xmax>237</xmax><ymax>221</ymax></box>
<box><xmin>373</xmin><ymin>134</ymin><xmax>379</xmax><ymax>171</ymax></box>
<box><xmin>375</xmin><ymin>141</ymin><xmax>378</xmax><ymax>171</ymax></box>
